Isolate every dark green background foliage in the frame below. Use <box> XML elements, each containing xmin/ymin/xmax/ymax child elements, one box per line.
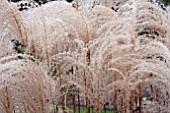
<box><xmin>164</xmin><ymin>0</ymin><xmax>170</xmax><ymax>5</ymax></box>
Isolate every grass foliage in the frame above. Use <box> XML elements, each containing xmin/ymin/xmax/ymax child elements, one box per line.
<box><xmin>0</xmin><ymin>0</ymin><xmax>170</xmax><ymax>113</ymax></box>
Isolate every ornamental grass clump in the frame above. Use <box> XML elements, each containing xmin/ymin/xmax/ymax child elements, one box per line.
<box><xmin>0</xmin><ymin>54</ymin><xmax>58</xmax><ymax>113</ymax></box>
<box><xmin>0</xmin><ymin>0</ymin><xmax>170</xmax><ymax>113</ymax></box>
